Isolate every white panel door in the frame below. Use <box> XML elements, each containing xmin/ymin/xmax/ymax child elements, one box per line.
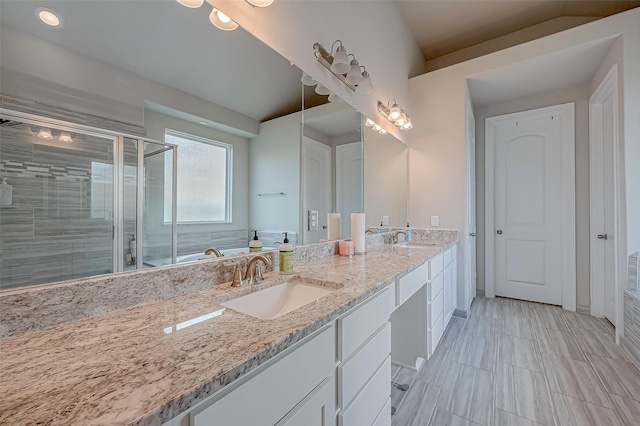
<box><xmin>602</xmin><ymin>95</ymin><xmax>616</xmax><ymax>324</ymax></box>
<box><xmin>494</xmin><ymin>115</ymin><xmax>563</xmax><ymax>304</ymax></box>
<box><xmin>302</xmin><ymin>137</ymin><xmax>331</xmax><ymax>244</ymax></box>
<box><xmin>335</xmin><ymin>142</ymin><xmax>363</xmax><ymax>239</ymax></box>
<box><xmin>466</xmin><ymin>102</ymin><xmax>477</xmax><ymax>307</ymax></box>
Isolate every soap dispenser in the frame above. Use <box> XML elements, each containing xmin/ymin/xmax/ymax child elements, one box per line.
<box><xmin>279</xmin><ymin>233</ymin><xmax>294</xmax><ymax>275</ymax></box>
<box><xmin>406</xmin><ymin>222</ymin><xmax>412</xmax><ymax>241</ymax></box>
<box><xmin>249</xmin><ymin>230</ymin><xmax>263</xmax><ymax>252</ymax></box>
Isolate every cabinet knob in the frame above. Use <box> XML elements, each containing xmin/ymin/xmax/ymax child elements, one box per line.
<box><xmin>496</xmin><ymin>230</ymin><xmax>503</xmax><ymax>235</ymax></box>
<box><xmin>469</xmin><ymin>233</ymin><xmax>476</xmax><ymax>237</ymax></box>
<box><xmin>597</xmin><ymin>234</ymin><xmax>607</xmax><ymax>240</ymax></box>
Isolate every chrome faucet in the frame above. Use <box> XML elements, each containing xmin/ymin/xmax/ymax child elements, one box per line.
<box><xmin>392</xmin><ymin>230</ymin><xmax>407</xmax><ymax>244</ymax></box>
<box><xmin>205</xmin><ymin>247</ymin><xmax>224</xmax><ymax>257</ymax></box>
<box><xmin>229</xmin><ymin>255</ymin><xmax>271</xmax><ymax>287</ymax></box>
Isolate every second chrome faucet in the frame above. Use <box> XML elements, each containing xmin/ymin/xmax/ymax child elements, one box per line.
<box><xmin>230</xmin><ymin>254</ymin><xmax>271</xmax><ymax>287</ymax></box>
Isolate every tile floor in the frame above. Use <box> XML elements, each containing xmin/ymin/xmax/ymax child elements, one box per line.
<box><xmin>391</xmin><ymin>296</ymin><xmax>640</xmax><ymax>426</ymax></box>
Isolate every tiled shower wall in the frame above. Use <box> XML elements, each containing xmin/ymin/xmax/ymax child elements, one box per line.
<box><xmin>0</xmin><ymin>125</ymin><xmax>117</xmax><ymax>289</ymax></box>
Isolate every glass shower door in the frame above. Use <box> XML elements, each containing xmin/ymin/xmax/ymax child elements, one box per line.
<box><xmin>0</xmin><ymin>119</ymin><xmax>116</xmax><ymax>289</ymax></box>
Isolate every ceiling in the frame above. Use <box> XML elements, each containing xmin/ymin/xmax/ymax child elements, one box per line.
<box><xmin>396</xmin><ymin>0</ymin><xmax>640</xmax><ymax>64</ymax></box>
<box><xmin>0</xmin><ymin>1</ymin><xmax>308</xmax><ymax>123</ymax></box>
<box><xmin>1</xmin><ymin>1</ymin><xmax>638</xmax><ymax>125</ymax></box>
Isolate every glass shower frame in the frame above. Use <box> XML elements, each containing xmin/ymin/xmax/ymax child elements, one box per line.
<box><xmin>0</xmin><ymin>108</ymin><xmax>178</xmax><ymax>275</ymax></box>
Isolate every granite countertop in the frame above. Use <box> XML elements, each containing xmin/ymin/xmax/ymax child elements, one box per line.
<box><xmin>0</xmin><ymin>239</ymin><xmax>457</xmax><ymax>426</ymax></box>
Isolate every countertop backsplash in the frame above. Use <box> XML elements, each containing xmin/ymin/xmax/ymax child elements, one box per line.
<box><xmin>0</xmin><ymin>229</ymin><xmax>457</xmax><ymax>338</ymax></box>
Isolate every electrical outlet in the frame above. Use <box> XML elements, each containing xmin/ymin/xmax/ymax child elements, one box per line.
<box><xmin>382</xmin><ymin>215</ymin><xmax>389</xmax><ymax>226</ymax></box>
<box><xmin>431</xmin><ymin>216</ymin><xmax>439</xmax><ymax>227</ymax></box>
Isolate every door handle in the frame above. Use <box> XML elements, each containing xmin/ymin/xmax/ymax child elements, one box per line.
<box><xmin>469</xmin><ymin>233</ymin><xmax>476</xmax><ymax>237</ymax></box>
<box><xmin>496</xmin><ymin>230</ymin><xmax>503</xmax><ymax>235</ymax></box>
<box><xmin>322</xmin><ymin>225</ymin><xmax>327</xmax><ymax>229</ymax></box>
<box><xmin>597</xmin><ymin>234</ymin><xmax>607</xmax><ymax>240</ymax></box>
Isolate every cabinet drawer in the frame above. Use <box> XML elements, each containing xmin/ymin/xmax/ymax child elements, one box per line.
<box><xmin>429</xmin><ymin>271</ymin><xmax>444</xmax><ymax>301</ymax></box>
<box><xmin>372</xmin><ymin>398</ymin><xmax>392</xmax><ymax>426</ymax></box>
<box><xmin>338</xmin><ymin>323</ymin><xmax>391</xmax><ymax>409</ymax></box>
<box><xmin>338</xmin><ymin>355</ymin><xmax>391</xmax><ymax>426</ymax></box>
<box><xmin>338</xmin><ymin>287</ymin><xmax>394</xmax><ymax>361</ymax></box>
<box><xmin>429</xmin><ymin>253</ymin><xmax>444</xmax><ymax>279</ymax></box>
<box><xmin>397</xmin><ymin>263</ymin><xmax>428</xmax><ymax>305</ymax></box>
<box><xmin>429</xmin><ymin>286</ymin><xmax>444</xmax><ymax>328</ymax></box>
<box><xmin>191</xmin><ymin>326</ymin><xmax>335</xmax><ymax>426</ymax></box>
<box><xmin>429</xmin><ymin>313</ymin><xmax>445</xmax><ymax>357</ymax></box>
<box><xmin>444</xmin><ymin>247</ymin><xmax>452</xmax><ymax>266</ymax></box>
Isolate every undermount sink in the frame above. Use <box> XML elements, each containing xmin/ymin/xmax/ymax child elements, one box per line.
<box><xmin>219</xmin><ymin>276</ymin><xmax>342</xmax><ymax>320</ymax></box>
<box><xmin>394</xmin><ymin>241</ymin><xmax>437</xmax><ymax>249</ymax></box>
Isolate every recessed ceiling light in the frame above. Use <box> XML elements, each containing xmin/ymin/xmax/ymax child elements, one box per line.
<box><xmin>35</xmin><ymin>7</ymin><xmax>63</xmax><ymax>28</ymax></box>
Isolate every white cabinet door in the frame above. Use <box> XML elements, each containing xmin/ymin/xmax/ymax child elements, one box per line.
<box><xmin>444</xmin><ymin>262</ymin><xmax>452</xmax><ymax>323</ymax></box>
<box><xmin>276</xmin><ymin>376</ymin><xmax>336</xmax><ymax>426</ymax></box>
<box><xmin>191</xmin><ymin>326</ymin><xmax>335</xmax><ymax>426</ymax></box>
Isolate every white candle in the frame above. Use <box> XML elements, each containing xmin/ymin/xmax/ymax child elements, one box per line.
<box><xmin>351</xmin><ymin>213</ymin><xmax>366</xmax><ymax>253</ymax></box>
<box><xmin>328</xmin><ymin>213</ymin><xmax>341</xmax><ymax>240</ymax></box>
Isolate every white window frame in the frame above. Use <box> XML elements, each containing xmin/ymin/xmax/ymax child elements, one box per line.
<box><xmin>165</xmin><ymin>129</ymin><xmax>233</xmax><ymax>224</ymax></box>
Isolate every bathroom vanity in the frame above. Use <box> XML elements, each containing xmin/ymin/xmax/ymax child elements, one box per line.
<box><xmin>0</xmin><ymin>234</ymin><xmax>457</xmax><ymax>425</ymax></box>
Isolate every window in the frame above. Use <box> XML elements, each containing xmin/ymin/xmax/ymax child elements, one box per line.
<box><xmin>164</xmin><ymin>130</ymin><xmax>232</xmax><ymax>223</ymax></box>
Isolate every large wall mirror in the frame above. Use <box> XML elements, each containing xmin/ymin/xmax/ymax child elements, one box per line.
<box><xmin>0</xmin><ymin>0</ymin><xmax>407</xmax><ymax>290</ymax></box>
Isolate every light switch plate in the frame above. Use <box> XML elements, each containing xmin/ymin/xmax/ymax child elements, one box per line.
<box><xmin>382</xmin><ymin>216</ymin><xmax>389</xmax><ymax>226</ymax></box>
<box><xmin>308</xmin><ymin>210</ymin><xmax>319</xmax><ymax>231</ymax></box>
<box><xmin>431</xmin><ymin>216</ymin><xmax>439</xmax><ymax>227</ymax></box>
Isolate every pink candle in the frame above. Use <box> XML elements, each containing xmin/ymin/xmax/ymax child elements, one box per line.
<box><xmin>339</xmin><ymin>240</ymin><xmax>355</xmax><ymax>256</ymax></box>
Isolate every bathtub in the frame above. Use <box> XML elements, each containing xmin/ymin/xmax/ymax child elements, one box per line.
<box><xmin>144</xmin><ymin>247</ymin><xmax>277</xmax><ymax>268</ymax></box>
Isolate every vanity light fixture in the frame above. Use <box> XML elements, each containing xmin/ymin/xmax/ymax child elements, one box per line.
<box><xmin>37</xmin><ymin>127</ymin><xmax>53</xmax><ymax>139</ymax></box>
<box><xmin>58</xmin><ymin>131</ymin><xmax>73</xmax><ymax>143</ymax></box>
<box><xmin>378</xmin><ymin>100</ymin><xmax>413</xmax><ymax>131</ymax></box>
<box><xmin>313</xmin><ymin>41</ymin><xmax>372</xmax><ymax>94</ymax></box>
<box><xmin>365</xmin><ymin>118</ymin><xmax>388</xmax><ymax>135</ymax></box>
<box><xmin>35</xmin><ymin>7</ymin><xmax>63</xmax><ymax>28</ymax></box>
<box><xmin>176</xmin><ymin>0</ymin><xmax>239</xmax><ymax>31</ymax></box>
<box><xmin>209</xmin><ymin>8</ymin><xmax>238</xmax><ymax>31</ymax></box>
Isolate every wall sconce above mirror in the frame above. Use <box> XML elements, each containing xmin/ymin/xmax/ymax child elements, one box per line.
<box><xmin>378</xmin><ymin>100</ymin><xmax>413</xmax><ymax>130</ymax></box>
<box><xmin>313</xmin><ymin>41</ymin><xmax>373</xmax><ymax>94</ymax></box>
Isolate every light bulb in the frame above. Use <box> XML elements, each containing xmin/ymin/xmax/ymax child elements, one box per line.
<box><xmin>356</xmin><ymin>70</ymin><xmax>373</xmax><ymax>94</ymax></box>
<box><xmin>345</xmin><ymin>60</ymin><xmax>364</xmax><ymax>85</ymax></box>
<box><xmin>365</xmin><ymin>118</ymin><xmax>375</xmax><ymax>127</ymax></box>
<box><xmin>401</xmin><ymin>120</ymin><xmax>413</xmax><ymax>130</ymax></box>
<box><xmin>395</xmin><ymin>111</ymin><xmax>408</xmax><ymax>127</ymax></box>
<box><xmin>388</xmin><ymin>104</ymin><xmax>401</xmax><ymax>121</ymax></box>
<box><xmin>37</xmin><ymin>127</ymin><xmax>53</xmax><ymax>139</ymax></box>
<box><xmin>330</xmin><ymin>45</ymin><xmax>350</xmax><ymax>74</ymax></box>
<box><xmin>218</xmin><ymin>11</ymin><xmax>231</xmax><ymax>23</ymax></box>
<box><xmin>176</xmin><ymin>0</ymin><xmax>204</xmax><ymax>8</ymax></box>
<box><xmin>245</xmin><ymin>0</ymin><xmax>274</xmax><ymax>6</ymax></box>
<box><xmin>328</xmin><ymin>92</ymin><xmax>343</xmax><ymax>103</ymax></box>
<box><xmin>378</xmin><ymin>128</ymin><xmax>388</xmax><ymax>135</ymax></box>
<box><xmin>58</xmin><ymin>131</ymin><xmax>73</xmax><ymax>143</ymax></box>
<box><xmin>315</xmin><ymin>84</ymin><xmax>330</xmax><ymax>96</ymax></box>
<box><xmin>210</xmin><ymin>8</ymin><xmax>238</xmax><ymax>30</ymax></box>
<box><xmin>372</xmin><ymin>124</ymin><xmax>382</xmax><ymax>132</ymax></box>
<box><xmin>35</xmin><ymin>8</ymin><xmax>63</xmax><ymax>28</ymax></box>
<box><xmin>301</xmin><ymin>73</ymin><xmax>316</xmax><ymax>86</ymax></box>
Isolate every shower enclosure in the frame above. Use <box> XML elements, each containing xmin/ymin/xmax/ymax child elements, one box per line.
<box><xmin>0</xmin><ymin>109</ymin><xmax>177</xmax><ymax>290</ymax></box>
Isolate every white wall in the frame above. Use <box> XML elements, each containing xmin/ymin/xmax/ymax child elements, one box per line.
<box><xmin>364</xmin><ymin>130</ymin><xmax>408</xmax><ymax>228</ymax></box>
<box><xmin>474</xmin><ymin>84</ymin><xmax>591</xmax><ymax>310</ymax></box>
<box><xmin>145</xmin><ymin>110</ymin><xmax>250</xmax><ymax>232</ymax></box>
<box><xmin>409</xmin><ymin>9</ymin><xmax>640</xmax><ymax>313</ymax></box>
<box><xmin>249</xmin><ymin>112</ymin><xmax>301</xmax><ymax>235</ymax></box>
<box><xmin>211</xmin><ymin>0</ymin><xmax>423</xmax><ymax>142</ymax></box>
